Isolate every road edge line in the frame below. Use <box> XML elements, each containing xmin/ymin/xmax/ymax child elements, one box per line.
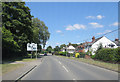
<box><xmin>58</xmin><ymin>56</ymin><xmax>119</xmax><ymax>73</ymax></box>
<box><xmin>15</xmin><ymin>65</ymin><xmax>37</xmax><ymax>82</ymax></box>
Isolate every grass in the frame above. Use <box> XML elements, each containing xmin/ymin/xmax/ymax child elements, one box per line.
<box><xmin>3</xmin><ymin>58</ymin><xmax>37</xmax><ymax>64</ymax></box>
<box><xmin>2</xmin><ymin>58</ymin><xmax>37</xmax><ymax>75</ymax></box>
<box><xmin>0</xmin><ymin>64</ymin><xmax>2</xmax><ymax>76</ymax></box>
<box><xmin>57</xmin><ymin>55</ymin><xmax>119</xmax><ymax>72</ymax></box>
<box><xmin>20</xmin><ymin>58</ymin><xmax>36</xmax><ymax>62</ymax></box>
<box><xmin>2</xmin><ymin>63</ymin><xmax>24</xmax><ymax>75</ymax></box>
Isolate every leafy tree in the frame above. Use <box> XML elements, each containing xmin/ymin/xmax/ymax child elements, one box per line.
<box><xmin>60</xmin><ymin>44</ymin><xmax>66</xmax><ymax>49</ymax></box>
<box><xmin>46</xmin><ymin>46</ymin><xmax>52</xmax><ymax>53</ymax></box>
<box><xmin>2</xmin><ymin>2</ymin><xmax>50</xmax><ymax>59</ymax></box>
<box><xmin>32</xmin><ymin>18</ymin><xmax>50</xmax><ymax>48</ymax></box>
<box><xmin>71</xmin><ymin>44</ymin><xmax>78</xmax><ymax>48</ymax></box>
<box><xmin>54</xmin><ymin>46</ymin><xmax>60</xmax><ymax>52</ymax></box>
<box><xmin>95</xmin><ymin>43</ymin><xmax>103</xmax><ymax>55</ymax></box>
<box><xmin>2</xmin><ymin>2</ymin><xmax>33</xmax><ymax>58</ymax></box>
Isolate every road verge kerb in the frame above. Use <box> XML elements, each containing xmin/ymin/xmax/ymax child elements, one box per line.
<box><xmin>15</xmin><ymin>65</ymin><xmax>37</xmax><ymax>82</ymax></box>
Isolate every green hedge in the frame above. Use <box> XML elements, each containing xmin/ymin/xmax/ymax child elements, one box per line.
<box><xmin>59</xmin><ymin>51</ymin><xmax>68</xmax><ymax>56</ymax></box>
<box><xmin>54</xmin><ymin>51</ymin><xmax>59</xmax><ymax>55</ymax></box>
<box><xmin>95</xmin><ymin>47</ymin><xmax>120</xmax><ymax>63</ymax></box>
<box><xmin>79</xmin><ymin>52</ymin><xmax>85</xmax><ymax>58</ymax></box>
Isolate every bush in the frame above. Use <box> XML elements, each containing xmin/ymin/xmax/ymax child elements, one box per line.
<box><xmin>95</xmin><ymin>48</ymin><xmax>120</xmax><ymax>63</ymax></box>
<box><xmin>79</xmin><ymin>52</ymin><xmax>85</xmax><ymax>58</ymax></box>
<box><xmin>59</xmin><ymin>51</ymin><xmax>68</xmax><ymax>56</ymax></box>
<box><xmin>91</xmin><ymin>55</ymin><xmax>96</xmax><ymax>59</ymax></box>
<box><xmin>54</xmin><ymin>51</ymin><xmax>59</xmax><ymax>55</ymax></box>
<box><xmin>70</xmin><ymin>53</ymin><xmax>73</xmax><ymax>57</ymax></box>
<box><xmin>27</xmin><ymin>54</ymin><xmax>32</xmax><ymax>58</ymax></box>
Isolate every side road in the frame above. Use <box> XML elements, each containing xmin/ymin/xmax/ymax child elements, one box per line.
<box><xmin>2</xmin><ymin>57</ymin><xmax>43</xmax><ymax>80</ymax></box>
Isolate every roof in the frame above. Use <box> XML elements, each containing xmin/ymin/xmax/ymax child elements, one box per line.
<box><xmin>93</xmin><ymin>36</ymin><xmax>103</xmax><ymax>43</ymax></box>
<box><xmin>113</xmin><ymin>41</ymin><xmax>120</xmax><ymax>46</ymax></box>
<box><xmin>67</xmin><ymin>45</ymin><xmax>75</xmax><ymax>49</ymax></box>
<box><xmin>84</xmin><ymin>36</ymin><xmax>103</xmax><ymax>46</ymax></box>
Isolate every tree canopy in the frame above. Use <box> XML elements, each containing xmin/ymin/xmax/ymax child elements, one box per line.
<box><xmin>46</xmin><ymin>46</ymin><xmax>52</xmax><ymax>53</ymax></box>
<box><xmin>2</xmin><ymin>2</ymin><xmax>50</xmax><ymax>59</ymax></box>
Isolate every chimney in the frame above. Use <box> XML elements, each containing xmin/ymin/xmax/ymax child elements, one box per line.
<box><xmin>115</xmin><ymin>38</ymin><xmax>119</xmax><ymax>41</ymax></box>
<box><xmin>92</xmin><ymin>36</ymin><xmax>95</xmax><ymax>42</ymax></box>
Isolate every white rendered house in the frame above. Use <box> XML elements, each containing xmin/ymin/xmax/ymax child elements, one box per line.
<box><xmin>61</xmin><ymin>45</ymin><xmax>75</xmax><ymax>53</ymax></box>
<box><xmin>67</xmin><ymin>45</ymin><xmax>75</xmax><ymax>53</ymax></box>
<box><xmin>85</xmin><ymin>36</ymin><xmax>118</xmax><ymax>55</ymax></box>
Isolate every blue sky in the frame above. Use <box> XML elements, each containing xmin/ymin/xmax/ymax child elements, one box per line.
<box><xmin>25</xmin><ymin>2</ymin><xmax>118</xmax><ymax>48</ymax></box>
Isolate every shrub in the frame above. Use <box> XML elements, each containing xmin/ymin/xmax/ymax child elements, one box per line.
<box><xmin>27</xmin><ymin>54</ymin><xmax>32</xmax><ymax>58</ymax></box>
<box><xmin>59</xmin><ymin>51</ymin><xmax>63</xmax><ymax>55</ymax></box>
<box><xmin>70</xmin><ymin>53</ymin><xmax>73</xmax><ymax>57</ymax></box>
<box><xmin>91</xmin><ymin>55</ymin><xmax>96</xmax><ymax>59</ymax></box>
<box><xmin>79</xmin><ymin>52</ymin><xmax>85</xmax><ymax>58</ymax></box>
<box><xmin>95</xmin><ymin>48</ymin><xmax>120</xmax><ymax>63</ymax></box>
<box><xmin>54</xmin><ymin>51</ymin><xmax>59</xmax><ymax>55</ymax></box>
<box><xmin>59</xmin><ymin>51</ymin><xmax>68</xmax><ymax>56</ymax></box>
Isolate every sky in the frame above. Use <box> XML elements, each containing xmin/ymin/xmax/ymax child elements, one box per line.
<box><xmin>25</xmin><ymin>2</ymin><xmax>118</xmax><ymax>49</ymax></box>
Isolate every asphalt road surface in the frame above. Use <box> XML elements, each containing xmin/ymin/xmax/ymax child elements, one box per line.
<box><xmin>22</xmin><ymin>54</ymin><xmax>118</xmax><ymax>80</ymax></box>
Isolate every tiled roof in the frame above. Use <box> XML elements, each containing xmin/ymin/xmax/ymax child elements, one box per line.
<box><xmin>93</xmin><ymin>36</ymin><xmax>103</xmax><ymax>43</ymax></box>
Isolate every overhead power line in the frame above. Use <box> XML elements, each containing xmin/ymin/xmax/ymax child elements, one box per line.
<box><xmin>80</xmin><ymin>28</ymin><xmax>120</xmax><ymax>43</ymax></box>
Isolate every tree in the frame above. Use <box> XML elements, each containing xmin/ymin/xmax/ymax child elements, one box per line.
<box><xmin>95</xmin><ymin>43</ymin><xmax>103</xmax><ymax>55</ymax></box>
<box><xmin>60</xmin><ymin>44</ymin><xmax>66</xmax><ymax>49</ymax></box>
<box><xmin>2</xmin><ymin>2</ymin><xmax>34</xmax><ymax>58</ymax></box>
<box><xmin>32</xmin><ymin>18</ymin><xmax>50</xmax><ymax>48</ymax></box>
<box><xmin>46</xmin><ymin>46</ymin><xmax>52</xmax><ymax>53</ymax></box>
<box><xmin>2</xmin><ymin>2</ymin><xmax>50</xmax><ymax>59</ymax></box>
<box><xmin>54</xmin><ymin>46</ymin><xmax>60</xmax><ymax>52</ymax></box>
<box><xmin>71</xmin><ymin>44</ymin><xmax>78</xmax><ymax>48</ymax></box>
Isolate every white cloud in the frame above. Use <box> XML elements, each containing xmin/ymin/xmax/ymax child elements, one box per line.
<box><xmin>56</xmin><ymin>30</ymin><xmax>62</xmax><ymax>33</ymax></box>
<box><xmin>97</xmin><ymin>30</ymin><xmax>112</xmax><ymax>35</ymax></box>
<box><xmin>66</xmin><ymin>24</ymin><xmax>86</xmax><ymax>31</ymax></box>
<box><xmin>110</xmin><ymin>22</ymin><xmax>119</xmax><ymax>27</ymax></box>
<box><xmin>89</xmin><ymin>22</ymin><xmax>104</xmax><ymax>28</ymax></box>
<box><xmin>56</xmin><ymin>30</ymin><xmax>64</xmax><ymax>36</ymax></box>
<box><xmin>96</xmin><ymin>15</ymin><xmax>104</xmax><ymax>19</ymax></box>
<box><xmin>86</xmin><ymin>15</ymin><xmax>104</xmax><ymax>20</ymax></box>
<box><xmin>86</xmin><ymin>16</ymin><xmax>95</xmax><ymax>19</ymax></box>
<box><xmin>56</xmin><ymin>43</ymin><xmax>59</xmax><ymax>45</ymax></box>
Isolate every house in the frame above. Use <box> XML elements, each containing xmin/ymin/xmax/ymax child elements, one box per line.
<box><xmin>113</xmin><ymin>39</ymin><xmax>120</xmax><ymax>47</ymax></box>
<box><xmin>61</xmin><ymin>47</ymin><xmax>66</xmax><ymax>52</ymax></box>
<box><xmin>75</xmin><ymin>44</ymin><xmax>85</xmax><ymax>53</ymax></box>
<box><xmin>84</xmin><ymin>36</ymin><xmax>118</xmax><ymax>55</ymax></box>
<box><xmin>61</xmin><ymin>45</ymin><xmax>75</xmax><ymax>53</ymax></box>
<box><xmin>67</xmin><ymin>45</ymin><xmax>75</xmax><ymax>53</ymax></box>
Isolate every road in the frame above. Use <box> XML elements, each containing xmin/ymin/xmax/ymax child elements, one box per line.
<box><xmin>22</xmin><ymin>54</ymin><xmax>118</xmax><ymax>80</ymax></box>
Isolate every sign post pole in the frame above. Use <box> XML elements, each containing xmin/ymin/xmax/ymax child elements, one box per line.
<box><xmin>35</xmin><ymin>44</ymin><xmax>37</xmax><ymax>60</ymax></box>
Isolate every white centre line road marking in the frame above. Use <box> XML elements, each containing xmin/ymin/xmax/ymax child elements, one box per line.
<box><xmin>59</xmin><ymin>61</ymin><xmax>62</xmax><ymax>65</ymax></box>
<box><xmin>62</xmin><ymin>66</ymin><xmax>69</xmax><ymax>72</ymax></box>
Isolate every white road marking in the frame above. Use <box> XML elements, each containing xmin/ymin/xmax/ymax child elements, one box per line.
<box><xmin>62</xmin><ymin>66</ymin><xmax>69</xmax><ymax>72</ymax></box>
<box><xmin>73</xmin><ymin>79</ymin><xmax>77</xmax><ymax>82</ymax></box>
<box><xmin>73</xmin><ymin>79</ymin><xmax>76</xmax><ymax>80</ymax></box>
<box><xmin>59</xmin><ymin>61</ymin><xmax>61</xmax><ymax>64</ymax></box>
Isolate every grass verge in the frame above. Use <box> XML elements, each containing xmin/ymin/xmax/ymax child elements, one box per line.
<box><xmin>2</xmin><ymin>63</ymin><xmax>24</xmax><ymax>75</ymax></box>
<box><xmin>16</xmin><ymin>58</ymin><xmax>36</xmax><ymax>62</ymax></box>
<box><xmin>57</xmin><ymin>56</ymin><xmax>119</xmax><ymax>72</ymax></box>
<box><xmin>2</xmin><ymin>58</ymin><xmax>37</xmax><ymax>75</ymax></box>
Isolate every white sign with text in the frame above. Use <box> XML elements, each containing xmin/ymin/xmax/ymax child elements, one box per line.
<box><xmin>27</xmin><ymin>43</ymin><xmax>37</xmax><ymax>51</ymax></box>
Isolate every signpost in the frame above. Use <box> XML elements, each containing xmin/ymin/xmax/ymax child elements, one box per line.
<box><xmin>27</xmin><ymin>43</ymin><xmax>37</xmax><ymax>59</ymax></box>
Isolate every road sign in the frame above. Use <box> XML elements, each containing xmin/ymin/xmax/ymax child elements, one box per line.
<box><xmin>27</xmin><ymin>43</ymin><xmax>37</xmax><ymax>51</ymax></box>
